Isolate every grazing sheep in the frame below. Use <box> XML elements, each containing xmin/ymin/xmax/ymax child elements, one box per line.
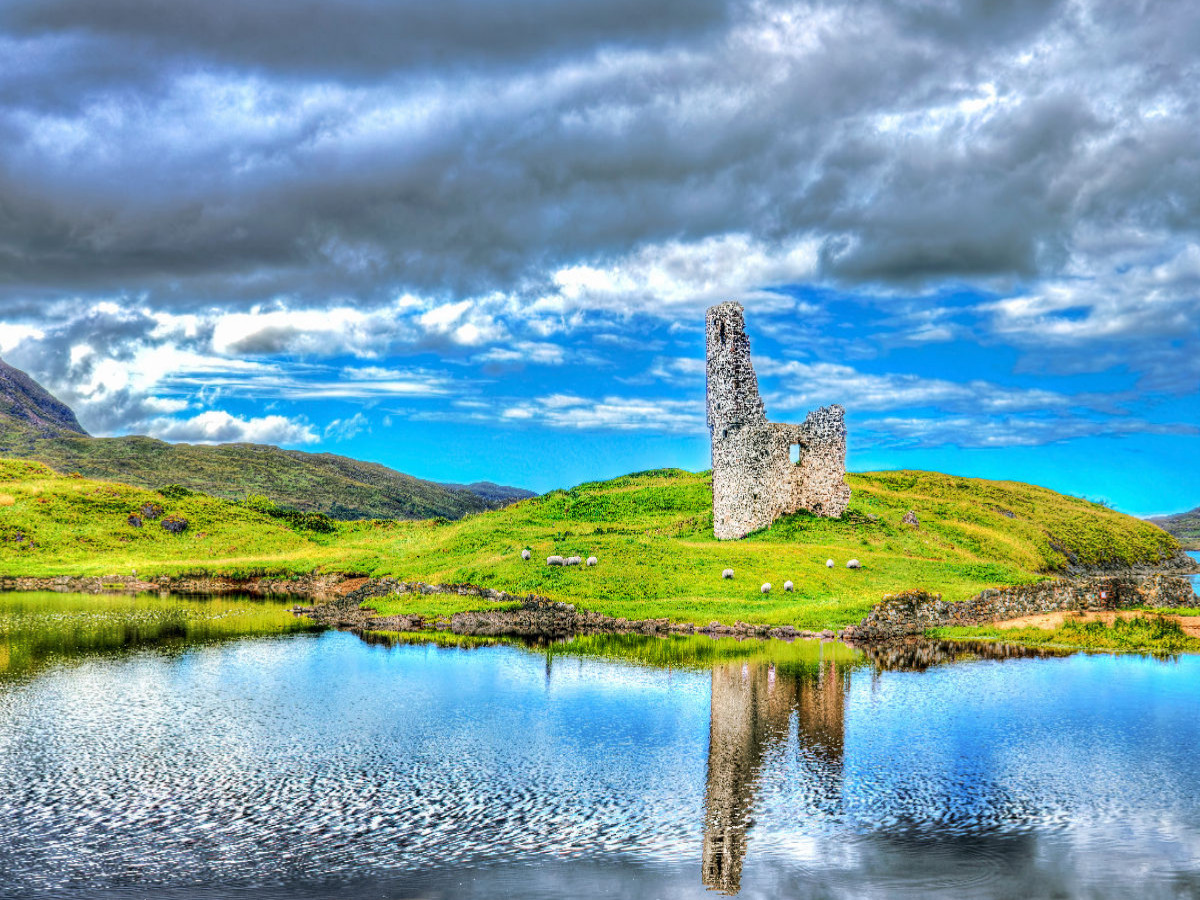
<box><xmin>846</xmin><ymin>559</ymin><xmax>861</xmax><ymax>569</ymax></box>
<box><xmin>761</xmin><ymin>582</ymin><xmax>771</xmax><ymax>594</ymax></box>
<box><xmin>566</xmin><ymin>556</ymin><xmax>583</xmax><ymax>566</ymax></box>
<box><xmin>722</xmin><ymin>568</ymin><xmax>734</xmax><ymax>580</ymax></box>
<box><xmin>784</xmin><ymin>580</ymin><xmax>794</xmax><ymax>592</ymax></box>
<box><xmin>547</xmin><ymin>555</ymin><xmax>565</xmax><ymax>566</ymax></box>
<box><xmin>586</xmin><ymin>556</ymin><xmax>597</xmax><ymax>566</ymax></box>
<box><xmin>825</xmin><ymin>559</ymin><xmax>835</xmax><ymax>568</ymax></box>
<box><xmin>521</xmin><ymin>549</ymin><xmax>531</xmax><ymax>560</ymax></box>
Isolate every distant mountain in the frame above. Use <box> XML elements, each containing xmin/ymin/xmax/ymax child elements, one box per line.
<box><xmin>0</xmin><ymin>359</ymin><xmax>87</xmax><ymax>437</ymax></box>
<box><xmin>0</xmin><ymin>357</ymin><xmax>533</xmax><ymax>521</ymax></box>
<box><xmin>439</xmin><ymin>480</ymin><xmax>537</xmax><ymax>505</ymax></box>
<box><xmin>1148</xmin><ymin>507</ymin><xmax>1200</xmax><ymax>549</ymax></box>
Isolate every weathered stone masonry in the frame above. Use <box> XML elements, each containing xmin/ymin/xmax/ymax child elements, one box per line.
<box><xmin>706</xmin><ymin>301</ymin><xmax>851</xmax><ymax>540</ymax></box>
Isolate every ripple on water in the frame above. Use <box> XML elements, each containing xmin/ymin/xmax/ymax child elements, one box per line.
<box><xmin>2</xmin><ymin>629</ymin><xmax>1200</xmax><ymax>899</ymax></box>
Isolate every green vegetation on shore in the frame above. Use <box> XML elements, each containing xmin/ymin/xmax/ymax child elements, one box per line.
<box><xmin>929</xmin><ymin>615</ymin><xmax>1200</xmax><ymax>655</ymax></box>
<box><xmin>0</xmin><ymin>459</ymin><xmax>1181</xmax><ymax>631</ymax></box>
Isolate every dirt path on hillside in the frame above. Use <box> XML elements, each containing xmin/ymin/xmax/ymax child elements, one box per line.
<box><xmin>995</xmin><ymin>609</ymin><xmax>1200</xmax><ymax>637</ymax></box>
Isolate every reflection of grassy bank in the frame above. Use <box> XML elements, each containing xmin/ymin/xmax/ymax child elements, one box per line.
<box><xmin>0</xmin><ymin>592</ymin><xmax>320</xmax><ymax>678</ymax></box>
<box><xmin>929</xmin><ymin>615</ymin><xmax>1200</xmax><ymax>655</ymax></box>
<box><xmin>369</xmin><ymin>630</ymin><xmax>862</xmax><ymax>671</ymax></box>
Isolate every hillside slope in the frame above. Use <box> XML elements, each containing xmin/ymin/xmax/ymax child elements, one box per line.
<box><xmin>0</xmin><ymin>357</ymin><xmax>529</xmax><ymax>520</ymax></box>
<box><xmin>0</xmin><ymin>463</ymin><xmax>1182</xmax><ymax>630</ymax></box>
<box><xmin>1149</xmin><ymin>507</ymin><xmax>1200</xmax><ymax>549</ymax></box>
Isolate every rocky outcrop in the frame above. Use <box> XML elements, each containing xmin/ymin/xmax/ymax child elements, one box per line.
<box><xmin>844</xmin><ymin>572</ymin><xmax>1198</xmax><ymax>641</ymax></box>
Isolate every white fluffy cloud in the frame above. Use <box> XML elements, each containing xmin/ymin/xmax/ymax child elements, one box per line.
<box><xmin>145</xmin><ymin>411</ymin><xmax>318</xmax><ymax>445</ymax></box>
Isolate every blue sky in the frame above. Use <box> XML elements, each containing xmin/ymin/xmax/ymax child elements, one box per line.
<box><xmin>0</xmin><ymin>0</ymin><xmax>1197</xmax><ymax>515</ymax></box>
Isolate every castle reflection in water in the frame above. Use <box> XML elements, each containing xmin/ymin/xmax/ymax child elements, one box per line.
<box><xmin>699</xmin><ymin>639</ymin><xmax>1061</xmax><ymax>894</ymax></box>
<box><xmin>701</xmin><ymin>654</ymin><xmax>847</xmax><ymax>894</ymax></box>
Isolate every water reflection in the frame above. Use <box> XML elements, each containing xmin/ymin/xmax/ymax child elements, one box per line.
<box><xmin>0</xmin><ymin>591</ymin><xmax>318</xmax><ymax>679</ymax></box>
<box><xmin>702</xmin><ymin>655</ymin><xmax>847</xmax><ymax>893</ymax></box>
<box><xmin>3</xmin><ymin>602</ymin><xmax>1200</xmax><ymax>899</ymax></box>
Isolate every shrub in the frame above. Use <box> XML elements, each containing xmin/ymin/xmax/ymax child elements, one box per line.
<box><xmin>127</xmin><ymin>514</ymin><xmax>143</xmax><ymax>528</ymax></box>
<box><xmin>159</xmin><ymin>484</ymin><xmax>195</xmax><ymax>499</ymax></box>
<box><xmin>160</xmin><ymin>515</ymin><xmax>189</xmax><ymax>534</ymax></box>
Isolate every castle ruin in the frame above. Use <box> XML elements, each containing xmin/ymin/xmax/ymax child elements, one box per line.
<box><xmin>706</xmin><ymin>301</ymin><xmax>851</xmax><ymax>540</ymax></box>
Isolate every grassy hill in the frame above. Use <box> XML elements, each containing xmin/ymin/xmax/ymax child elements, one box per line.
<box><xmin>0</xmin><ymin>357</ymin><xmax>532</xmax><ymax>520</ymax></box>
<box><xmin>0</xmin><ymin>461</ymin><xmax>1180</xmax><ymax>631</ymax></box>
<box><xmin>1148</xmin><ymin>507</ymin><xmax>1200</xmax><ymax>550</ymax></box>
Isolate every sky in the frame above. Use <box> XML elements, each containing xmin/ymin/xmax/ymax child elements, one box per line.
<box><xmin>0</xmin><ymin>0</ymin><xmax>1196</xmax><ymax>515</ymax></box>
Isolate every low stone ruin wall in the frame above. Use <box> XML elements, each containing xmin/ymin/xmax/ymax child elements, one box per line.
<box><xmin>844</xmin><ymin>573</ymin><xmax>1198</xmax><ymax>641</ymax></box>
<box><xmin>0</xmin><ymin>573</ymin><xmax>346</xmax><ymax>597</ymax></box>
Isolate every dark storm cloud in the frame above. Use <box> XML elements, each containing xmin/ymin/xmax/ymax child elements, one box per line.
<box><xmin>0</xmin><ymin>0</ymin><xmax>1198</xmax><ymax>430</ymax></box>
<box><xmin>0</xmin><ymin>0</ymin><xmax>1194</xmax><ymax>303</ymax></box>
<box><xmin>2</xmin><ymin>0</ymin><xmax>731</xmax><ymax>88</ymax></box>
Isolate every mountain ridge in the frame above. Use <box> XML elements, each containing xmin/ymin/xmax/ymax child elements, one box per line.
<box><xmin>1148</xmin><ymin>507</ymin><xmax>1200</xmax><ymax>549</ymax></box>
<box><xmin>0</xmin><ymin>357</ymin><xmax>533</xmax><ymax>520</ymax></box>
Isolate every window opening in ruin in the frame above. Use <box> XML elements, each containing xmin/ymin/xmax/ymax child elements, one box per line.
<box><xmin>789</xmin><ymin>444</ymin><xmax>801</xmax><ymax>465</ymax></box>
<box><xmin>719</xmin><ymin>320</ymin><xmax>726</xmax><ymax>345</ymax></box>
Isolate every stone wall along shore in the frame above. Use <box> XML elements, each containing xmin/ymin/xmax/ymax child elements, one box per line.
<box><xmin>844</xmin><ymin>572</ymin><xmax>1198</xmax><ymax>641</ymax></box>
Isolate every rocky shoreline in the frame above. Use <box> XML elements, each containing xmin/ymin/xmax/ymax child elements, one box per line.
<box><xmin>4</xmin><ymin>552</ymin><xmax>1197</xmax><ymax>645</ymax></box>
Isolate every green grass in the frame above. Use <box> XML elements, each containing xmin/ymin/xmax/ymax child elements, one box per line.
<box><xmin>0</xmin><ymin>590</ymin><xmax>319</xmax><ymax>678</ymax></box>
<box><xmin>0</xmin><ymin>459</ymin><xmax>1182</xmax><ymax>631</ymax></box>
<box><xmin>929</xmin><ymin>615</ymin><xmax>1200</xmax><ymax>654</ymax></box>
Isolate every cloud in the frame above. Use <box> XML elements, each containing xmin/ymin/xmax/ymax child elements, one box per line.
<box><xmin>324</xmin><ymin>412</ymin><xmax>370</xmax><ymax>442</ymax></box>
<box><xmin>859</xmin><ymin>414</ymin><xmax>1198</xmax><ymax>450</ymax></box>
<box><xmin>145</xmin><ymin>410</ymin><xmax>318</xmax><ymax>445</ymax></box>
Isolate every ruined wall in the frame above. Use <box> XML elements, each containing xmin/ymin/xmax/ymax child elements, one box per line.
<box><xmin>706</xmin><ymin>302</ymin><xmax>851</xmax><ymax>540</ymax></box>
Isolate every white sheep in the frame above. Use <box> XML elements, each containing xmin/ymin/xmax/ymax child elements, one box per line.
<box><xmin>761</xmin><ymin>582</ymin><xmax>771</xmax><ymax>594</ymax></box>
<box><xmin>566</xmin><ymin>556</ymin><xmax>583</xmax><ymax>566</ymax></box>
<box><xmin>722</xmin><ymin>568</ymin><xmax>734</xmax><ymax>580</ymax></box>
<box><xmin>547</xmin><ymin>555</ymin><xmax>565</xmax><ymax>566</ymax></box>
<box><xmin>586</xmin><ymin>556</ymin><xmax>597</xmax><ymax>566</ymax></box>
<box><xmin>521</xmin><ymin>549</ymin><xmax>531</xmax><ymax>560</ymax></box>
<box><xmin>784</xmin><ymin>580</ymin><xmax>794</xmax><ymax>592</ymax></box>
<box><xmin>847</xmin><ymin>559</ymin><xmax>861</xmax><ymax>569</ymax></box>
<box><xmin>826</xmin><ymin>559</ymin><xmax>835</xmax><ymax>568</ymax></box>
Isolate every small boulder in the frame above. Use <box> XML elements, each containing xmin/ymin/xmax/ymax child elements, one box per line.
<box><xmin>825</xmin><ymin>559</ymin><xmax>834</xmax><ymax>568</ymax></box>
<box><xmin>761</xmin><ymin>582</ymin><xmax>771</xmax><ymax>594</ymax></box>
<box><xmin>160</xmin><ymin>515</ymin><xmax>189</xmax><ymax>534</ymax></box>
<box><xmin>902</xmin><ymin>509</ymin><xmax>919</xmax><ymax>527</ymax></box>
<box><xmin>586</xmin><ymin>556</ymin><xmax>597</xmax><ymax>566</ymax></box>
<box><xmin>521</xmin><ymin>549</ymin><xmax>531</xmax><ymax>560</ymax></box>
<box><xmin>784</xmin><ymin>580</ymin><xmax>794</xmax><ymax>592</ymax></box>
<box><xmin>846</xmin><ymin>559</ymin><xmax>861</xmax><ymax>569</ymax></box>
<box><xmin>722</xmin><ymin>568</ymin><xmax>734</xmax><ymax>580</ymax></box>
<box><xmin>547</xmin><ymin>555</ymin><xmax>565</xmax><ymax>566</ymax></box>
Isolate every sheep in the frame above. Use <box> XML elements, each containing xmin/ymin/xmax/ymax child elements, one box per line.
<box><xmin>722</xmin><ymin>568</ymin><xmax>734</xmax><ymax>580</ymax></box>
<box><xmin>586</xmin><ymin>556</ymin><xmax>597</xmax><ymax>566</ymax></box>
<box><xmin>826</xmin><ymin>559</ymin><xmax>835</xmax><ymax>568</ymax></box>
<box><xmin>784</xmin><ymin>580</ymin><xmax>794</xmax><ymax>592</ymax></box>
<box><xmin>521</xmin><ymin>549</ymin><xmax>531</xmax><ymax>560</ymax></box>
<box><xmin>565</xmin><ymin>556</ymin><xmax>583</xmax><ymax>566</ymax></box>
<box><xmin>761</xmin><ymin>582</ymin><xmax>771</xmax><ymax>594</ymax></box>
<box><xmin>846</xmin><ymin>559</ymin><xmax>861</xmax><ymax>569</ymax></box>
<box><xmin>547</xmin><ymin>555</ymin><xmax>565</xmax><ymax>566</ymax></box>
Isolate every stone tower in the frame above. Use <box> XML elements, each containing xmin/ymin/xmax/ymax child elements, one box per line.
<box><xmin>706</xmin><ymin>302</ymin><xmax>851</xmax><ymax>540</ymax></box>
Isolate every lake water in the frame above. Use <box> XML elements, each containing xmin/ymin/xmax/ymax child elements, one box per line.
<box><xmin>2</xmin><ymin>594</ymin><xmax>1200</xmax><ymax>899</ymax></box>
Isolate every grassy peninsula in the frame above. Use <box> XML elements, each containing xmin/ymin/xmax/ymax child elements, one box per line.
<box><xmin>0</xmin><ymin>458</ymin><xmax>1181</xmax><ymax>631</ymax></box>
